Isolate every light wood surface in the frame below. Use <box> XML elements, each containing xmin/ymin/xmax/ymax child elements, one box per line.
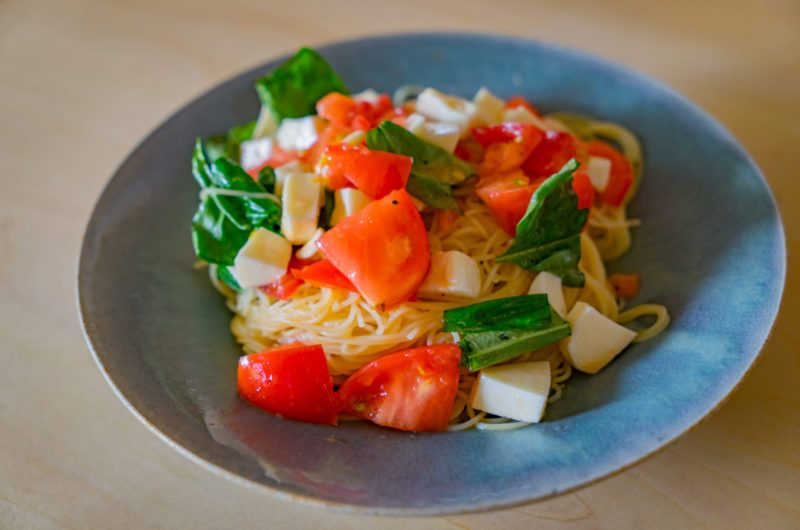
<box><xmin>1</xmin><ymin>0</ymin><xmax>798</xmax><ymax>528</ymax></box>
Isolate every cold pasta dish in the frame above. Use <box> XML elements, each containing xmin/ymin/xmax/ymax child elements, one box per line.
<box><xmin>190</xmin><ymin>48</ymin><xmax>670</xmax><ymax>432</ymax></box>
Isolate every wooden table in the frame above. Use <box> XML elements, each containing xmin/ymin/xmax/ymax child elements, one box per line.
<box><xmin>1</xmin><ymin>0</ymin><xmax>798</xmax><ymax>528</ymax></box>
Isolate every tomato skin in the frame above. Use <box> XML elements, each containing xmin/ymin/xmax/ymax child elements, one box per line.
<box><xmin>522</xmin><ymin>130</ymin><xmax>579</xmax><ymax>178</ymax></box>
<box><xmin>584</xmin><ymin>140</ymin><xmax>634</xmax><ymax>207</ymax></box>
<box><xmin>259</xmin><ymin>255</ymin><xmax>314</xmax><ymax>300</ymax></box>
<box><xmin>572</xmin><ymin>169</ymin><xmax>595</xmax><ymax>210</ymax></box>
<box><xmin>302</xmin><ymin>123</ymin><xmax>350</xmax><ymax>168</ymax></box>
<box><xmin>245</xmin><ymin>145</ymin><xmax>301</xmax><ymax>179</ymax></box>
<box><xmin>454</xmin><ymin>138</ymin><xmax>484</xmax><ymax>164</ymax></box>
<box><xmin>322</xmin><ymin>144</ymin><xmax>412</xmax><ymax>199</ymax></box>
<box><xmin>292</xmin><ymin>259</ymin><xmax>357</xmax><ymax>292</ymax></box>
<box><xmin>316</xmin><ymin>92</ymin><xmax>393</xmax><ymax>131</ymax></box>
<box><xmin>337</xmin><ymin>345</ymin><xmax>462</xmax><ymax>432</ymax></box>
<box><xmin>476</xmin><ymin>171</ymin><xmax>544</xmax><ymax>235</ymax></box>
<box><xmin>478</xmin><ymin>124</ymin><xmax>544</xmax><ymax>176</ymax></box>
<box><xmin>609</xmin><ymin>273</ymin><xmax>640</xmax><ymax>299</ymax></box>
<box><xmin>237</xmin><ymin>344</ymin><xmax>338</xmax><ymax>425</ymax></box>
<box><xmin>505</xmin><ymin>96</ymin><xmax>540</xmax><ymax>116</ymax></box>
<box><xmin>317</xmin><ymin>189</ymin><xmax>430</xmax><ymax>307</ymax></box>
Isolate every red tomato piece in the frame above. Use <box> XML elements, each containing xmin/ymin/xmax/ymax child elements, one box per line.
<box><xmin>237</xmin><ymin>344</ymin><xmax>337</xmax><ymax>425</ymax></box>
<box><xmin>302</xmin><ymin>123</ymin><xmax>351</xmax><ymax>168</ymax></box>
<box><xmin>317</xmin><ymin>189</ymin><xmax>430</xmax><ymax>307</ymax></box>
<box><xmin>259</xmin><ymin>255</ymin><xmax>314</xmax><ymax>300</ymax></box>
<box><xmin>454</xmin><ymin>138</ymin><xmax>484</xmax><ymax>164</ymax></box>
<box><xmin>323</xmin><ymin>144</ymin><xmax>412</xmax><ymax>199</ymax></box>
<box><xmin>608</xmin><ymin>273</ymin><xmax>641</xmax><ymax>299</ymax></box>
<box><xmin>505</xmin><ymin>96</ymin><xmax>540</xmax><ymax>116</ymax></box>
<box><xmin>584</xmin><ymin>140</ymin><xmax>634</xmax><ymax>207</ymax></box>
<box><xmin>521</xmin><ymin>130</ymin><xmax>579</xmax><ymax>178</ymax></box>
<box><xmin>245</xmin><ymin>145</ymin><xmax>301</xmax><ymax>179</ymax></box>
<box><xmin>478</xmin><ymin>124</ymin><xmax>544</xmax><ymax>176</ymax></box>
<box><xmin>572</xmin><ymin>169</ymin><xmax>595</xmax><ymax>210</ymax></box>
<box><xmin>291</xmin><ymin>259</ymin><xmax>357</xmax><ymax>292</ymax></box>
<box><xmin>337</xmin><ymin>344</ymin><xmax>461</xmax><ymax>432</ymax></box>
<box><xmin>476</xmin><ymin>171</ymin><xmax>545</xmax><ymax>235</ymax></box>
<box><xmin>316</xmin><ymin>92</ymin><xmax>394</xmax><ymax>131</ymax></box>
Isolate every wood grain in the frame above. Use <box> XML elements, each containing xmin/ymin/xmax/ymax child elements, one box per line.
<box><xmin>1</xmin><ymin>0</ymin><xmax>798</xmax><ymax>528</ymax></box>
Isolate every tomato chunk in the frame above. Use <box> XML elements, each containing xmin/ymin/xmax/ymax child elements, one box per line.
<box><xmin>245</xmin><ymin>145</ymin><xmax>301</xmax><ymax>179</ymax></box>
<box><xmin>584</xmin><ymin>140</ymin><xmax>634</xmax><ymax>207</ymax></box>
<box><xmin>477</xmin><ymin>124</ymin><xmax>544</xmax><ymax>176</ymax></box>
<box><xmin>505</xmin><ymin>96</ymin><xmax>540</xmax><ymax>116</ymax></box>
<box><xmin>476</xmin><ymin>171</ymin><xmax>545</xmax><ymax>235</ymax></box>
<box><xmin>522</xmin><ymin>130</ymin><xmax>579</xmax><ymax>178</ymax></box>
<box><xmin>259</xmin><ymin>255</ymin><xmax>314</xmax><ymax>300</ymax></box>
<box><xmin>316</xmin><ymin>92</ymin><xmax>393</xmax><ymax>131</ymax></box>
<box><xmin>572</xmin><ymin>169</ymin><xmax>595</xmax><ymax>210</ymax></box>
<box><xmin>322</xmin><ymin>144</ymin><xmax>412</xmax><ymax>199</ymax></box>
<box><xmin>292</xmin><ymin>259</ymin><xmax>357</xmax><ymax>292</ymax></box>
<box><xmin>238</xmin><ymin>344</ymin><xmax>337</xmax><ymax>425</ymax></box>
<box><xmin>609</xmin><ymin>273</ymin><xmax>641</xmax><ymax>299</ymax></box>
<box><xmin>337</xmin><ymin>344</ymin><xmax>461</xmax><ymax>432</ymax></box>
<box><xmin>317</xmin><ymin>189</ymin><xmax>430</xmax><ymax>307</ymax></box>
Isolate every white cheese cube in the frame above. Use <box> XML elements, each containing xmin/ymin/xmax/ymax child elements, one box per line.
<box><xmin>473</xmin><ymin>87</ymin><xmax>505</xmax><ymax>126</ymax></box>
<box><xmin>280</xmin><ymin>172</ymin><xmax>321</xmax><ymax>244</ymax></box>
<box><xmin>352</xmin><ymin>89</ymin><xmax>381</xmax><ymax>104</ymax></box>
<box><xmin>417</xmin><ymin>251</ymin><xmax>481</xmax><ymax>299</ymax></box>
<box><xmin>408</xmin><ymin>118</ymin><xmax>460</xmax><ymax>153</ymax></box>
<box><xmin>469</xmin><ymin>361</ymin><xmax>551</xmax><ymax>423</ymax></box>
<box><xmin>295</xmin><ymin>228</ymin><xmax>324</xmax><ymax>260</ymax></box>
<box><xmin>414</xmin><ymin>88</ymin><xmax>477</xmax><ymax>136</ymax></box>
<box><xmin>502</xmin><ymin>106</ymin><xmax>549</xmax><ymax>130</ymax></box>
<box><xmin>239</xmin><ymin>137</ymin><xmax>274</xmax><ymax>171</ymax></box>
<box><xmin>560</xmin><ymin>301</ymin><xmax>637</xmax><ymax>374</ymax></box>
<box><xmin>586</xmin><ymin>156</ymin><xmax>612</xmax><ymax>192</ymax></box>
<box><xmin>528</xmin><ymin>271</ymin><xmax>567</xmax><ymax>319</ymax></box>
<box><xmin>252</xmin><ymin>105</ymin><xmax>277</xmax><ymax>138</ymax></box>
<box><xmin>231</xmin><ymin>228</ymin><xmax>292</xmax><ymax>289</ymax></box>
<box><xmin>276</xmin><ymin>116</ymin><xmax>324</xmax><ymax>152</ymax></box>
<box><xmin>330</xmin><ymin>188</ymin><xmax>371</xmax><ymax>226</ymax></box>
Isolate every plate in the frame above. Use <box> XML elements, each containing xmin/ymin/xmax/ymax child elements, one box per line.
<box><xmin>78</xmin><ymin>33</ymin><xmax>785</xmax><ymax>515</ymax></box>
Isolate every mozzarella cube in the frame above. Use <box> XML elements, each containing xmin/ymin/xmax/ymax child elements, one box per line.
<box><xmin>352</xmin><ymin>89</ymin><xmax>381</xmax><ymax>104</ymax></box>
<box><xmin>281</xmin><ymin>172</ymin><xmax>321</xmax><ymax>244</ymax></box>
<box><xmin>239</xmin><ymin>136</ymin><xmax>274</xmax><ymax>171</ymax></box>
<box><xmin>586</xmin><ymin>156</ymin><xmax>612</xmax><ymax>192</ymax></box>
<box><xmin>473</xmin><ymin>87</ymin><xmax>505</xmax><ymax>126</ymax></box>
<box><xmin>502</xmin><ymin>106</ymin><xmax>549</xmax><ymax>130</ymax></box>
<box><xmin>252</xmin><ymin>105</ymin><xmax>277</xmax><ymax>138</ymax></box>
<box><xmin>469</xmin><ymin>361</ymin><xmax>551</xmax><ymax>423</ymax></box>
<box><xmin>273</xmin><ymin>160</ymin><xmax>308</xmax><ymax>196</ymax></box>
<box><xmin>276</xmin><ymin>116</ymin><xmax>324</xmax><ymax>152</ymax></box>
<box><xmin>417</xmin><ymin>251</ymin><xmax>481</xmax><ymax>299</ymax></box>
<box><xmin>231</xmin><ymin>228</ymin><xmax>292</xmax><ymax>289</ymax></box>
<box><xmin>414</xmin><ymin>88</ymin><xmax>476</xmax><ymax>135</ymax></box>
<box><xmin>528</xmin><ymin>271</ymin><xmax>567</xmax><ymax>319</ymax></box>
<box><xmin>295</xmin><ymin>228</ymin><xmax>324</xmax><ymax>260</ymax></box>
<box><xmin>407</xmin><ymin>117</ymin><xmax>460</xmax><ymax>153</ymax></box>
<box><xmin>330</xmin><ymin>188</ymin><xmax>371</xmax><ymax>226</ymax></box>
<box><xmin>560</xmin><ymin>301</ymin><xmax>637</xmax><ymax>374</ymax></box>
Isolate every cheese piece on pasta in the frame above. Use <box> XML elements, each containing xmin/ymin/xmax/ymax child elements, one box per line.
<box><xmin>473</xmin><ymin>87</ymin><xmax>504</xmax><ymax>126</ymax></box>
<box><xmin>414</xmin><ymin>88</ymin><xmax>476</xmax><ymax>135</ymax></box>
<box><xmin>469</xmin><ymin>361</ymin><xmax>551</xmax><ymax>423</ymax></box>
<box><xmin>417</xmin><ymin>250</ymin><xmax>481</xmax><ymax>299</ymax></box>
<box><xmin>281</xmin><ymin>172</ymin><xmax>321</xmax><ymax>244</ymax></box>
<box><xmin>240</xmin><ymin>137</ymin><xmax>274</xmax><ymax>171</ymax></box>
<box><xmin>528</xmin><ymin>271</ymin><xmax>567</xmax><ymax>319</ymax></box>
<box><xmin>330</xmin><ymin>188</ymin><xmax>371</xmax><ymax>226</ymax></box>
<box><xmin>560</xmin><ymin>301</ymin><xmax>637</xmax><ymax>374</ymax></box>
<box><xmin>231</xmin><ymin>228</ymin><xmax>292</xmax><ymax>288</ymax></box>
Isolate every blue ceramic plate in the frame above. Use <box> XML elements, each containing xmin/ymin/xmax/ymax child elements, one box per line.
<box><xmin>78</xmin><ymin>33</ymin><xmax>785</xmax><ymax>515</ymax></box>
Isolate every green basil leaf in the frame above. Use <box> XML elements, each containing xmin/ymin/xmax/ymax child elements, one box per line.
<box><xmin>255</xmin><ymin>47</ymin><xmax>348</xmax><ymax>123</ymax></box>
<box><xmin>217</xmin><ymin>265</ymin><xmax>242</xmax><ymax>292</ymax></box>
<box><xmin>319</xmin><ymin>189</ymin><xmax>336</xmax><ymax>230</ymax></box>
<box><xmin>459</xmin><ymin>321</ymin><xmax>571</xmax><ymax>372</ymax></box>
<box><xmin>406</xmin><ymin>175</ymin><xmax>459</xmax><ymax>211</ymax></box>
<box><xmin>497</xmin><ymin>159</ymin><xmax>587</xmax><ymax>287</ymax></box>
<box><xmin>443</xmin><ymin>294</ymin><xmax>553</xmax><ymax>333</ymax></box>
<box><xmin>257</xmin><ymin>166</ymin><xmax>277</xmax><ymax>194</ymax></box>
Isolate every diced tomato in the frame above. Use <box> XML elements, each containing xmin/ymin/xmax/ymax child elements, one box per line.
<box><xmin>316</xmin><ymin>92</ymin><xmax>393</xmax><ymax>131</ymax></box>
<box><xmin>521</xmin><ymin>130</ymin><xmax>579</xmax><ymax>178</ymax></box>
<box><xmin>302</xmin><ymin>123</ymin><xmax>350</xmax><ymax>168</ymax></box>
<box><xmin>478</xmin><ymin>124</ymin><xmax>544</xmax><ymax>176</ymax></box>
<box><xmin>317</xmin><ymin>189</ymin><xmax>430</xmax><ymax>307</ymax></box>
<box><xmin>292</xmin><ymin>259</ymin><xmax>357</xmax><ymax>292</ymax></box>
<box><xmin>259</xmin><ymin>255</ymin><xmax>314</xmax><ymax>300</ymax></box>
<box><xmin>322</xmin><ymin>144</ymin><xmax>412</xmax><ymax>199</ymax></box>
<box><xmin>572</xmin><ymin>169</ymin><xmax>595</xmax><ymax>210</ymax></box>
<box><xmin>337</xmin><ymin>344</ymin><xmax>461</xmax><ymax>432</ymax></box>
<box><xmin>584</xmin><ymin>140</ymin><xmax>634</xmax><ymax>207</ymax></box>
<box><xmin>505</xmin><ymin>96</ymin><xmax>540</xmax><ymax>116</ymax></box>
<box><xmin>609</xmin><ymin>273</ymin><xmax>641</xmax><ymax>299</ymax></box>
<box><xmin>237</xmin><ymin>344</ymin><xmax>337</xmax><ymax>425</ymax></box>
<box><xmin>476</xmin><ymin>170</ymin><xmax>545</xmax><ymax>235</ymax></box>
<box><xmin>430</xmin><ymin>209</ymin><xmax>460</xmax><ymax>237</ymax></box>
<box><xmin>454</xmin><ymin>138</ymin><xmax>484</xmax><ymax>164</ymax></box>
<box><xmin>245</xmin><ymin>145</ymin><xmax>301</xmax><ymax>179</ymax></box>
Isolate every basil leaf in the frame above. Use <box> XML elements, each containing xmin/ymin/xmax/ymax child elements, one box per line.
<box><xmin>191</xmin><ymin>139</ymin><xmax>281</xmax><ymax>265</ymax></box>
<box><xmin>497</xmin><ymin>159</ymin><xmax>587</xmax><ymax>287</ymax></box>
<box><xmin>255</xmin><ymin>47</ymin><xmax>348</xmax><ymax>123</ymax></box>
<box><xmin>217</xmin><ymin>265</ymin><xmax>242</xmax><ymax>292</ymax></box>
<box><xmin>205</xmin><ymin>121</ymin><xmax>256</xmax><ymax>163</ymax></box>
<box><xmin>257</xmin><ymin>166</ymin><xmax>277</xmax><ymax>194</ymax></box>
<box><xmin>459</xmin><ymin>320</ymin><xmax>571</xmax><ymax>372</ymax></box>
<box><xmin>443</xmin><ymin>294</ymin><xmax>553</xmax><ymax>333</ymax></box>
<box><xmin>319</xmin><ymin>189</ymin><xmax>336</xmax><ymax>230</ymax></box>
<box><xmin>366</xmin><ymin>121</ymin><xmax>474</xmax><ymax>210</ymax></box>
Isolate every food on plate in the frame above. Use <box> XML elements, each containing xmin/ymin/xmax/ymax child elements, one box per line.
<box><xmin>191</xmin><ymin>47</ymin><xmax>670</xmax><ymax>432</ymax></box>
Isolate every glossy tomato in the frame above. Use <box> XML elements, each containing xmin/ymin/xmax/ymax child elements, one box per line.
<box><xmin>476</xmin><ymin>171</ymin><xmax>545</xmax><ymax>235</ymax></box>
<box><xmin>477</xmin><ymin>124</ymin><xmax>544</xmax><ymax>176</ymax></box>
<box><xmin>316</xmin><ymin>189</ymin><xmax>430</xmax><ymax>307</ymax></box>
<box><xmin>322</xmin><ymin>144</ymin><xmax>412</xmax><ymax>199</ymax></box>
<box><xmin>504</xmin><ymin>96</ymin><xmax>540</xmax><ymax>116</ymax></box>
<box><xmin>572</xmin><ymin>169</ymin><xmax>595</xmax><ymax>210</ymax></box>
<box><xmin>316</xmin><ymin>92</ymin><xmax>393</xmax><ymax>131</ymax></box>
<box><xmin>522</xmin><ymin>130</ymin><xmax>579</xmax><ymax>178</ymax></box>
<box><xmin>237</xmin><ymin>344</ymin><xmax>337</xmax><ymax>425</ymax></box>
<box><xmin>337</xmin><ymin>344</ymin><xmax>462</xmax><ymax>432</ymax></box>
<box><xmin>292</xmin><ymin>259</ymin><xmax>357</xmax><ymax>292</ymax></box>
<box><xmin>584</xmin><ymin>140</ymin><xmax>634</xmax><ymax>207</ymax></box>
